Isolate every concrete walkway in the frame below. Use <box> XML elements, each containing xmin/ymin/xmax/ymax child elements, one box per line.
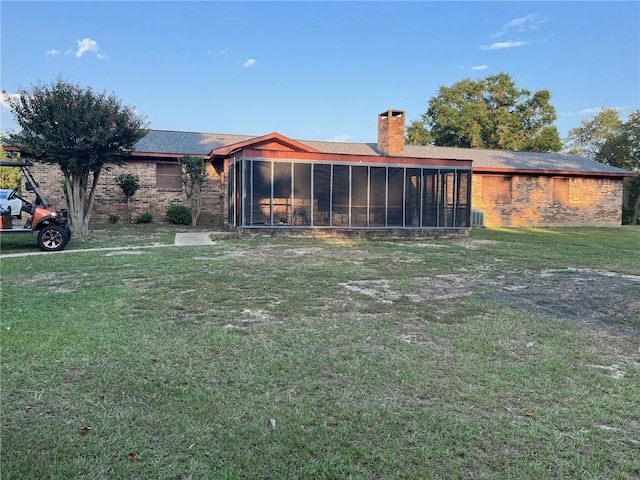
<box><xmin>0</xmin><ymin>232</ymin><xmax>219</xmax><ymax>258</ymax></box>
<box><xmin>174</xmin><ymin>232</ymin><xmax>216</xmax><ymax>246</ymax></box>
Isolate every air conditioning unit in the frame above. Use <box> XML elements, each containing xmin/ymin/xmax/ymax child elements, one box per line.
<box><xmin>471</xmin><ymin>209</ymin><xmax>485</xmax><ymax>227</ymax></box>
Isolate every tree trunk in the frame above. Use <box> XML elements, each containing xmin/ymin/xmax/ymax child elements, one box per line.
<box><xmin>64</xmin><ymin>170</ymin><xmax>101</xmax><ymax>236</ymax></box>
<box><xmin>191</xmin><ymin>194</ymin><xmax>202</xmax><ymax>226</ymax></box>
<box><xmin>126</xmin><ymin>196</ymin><xmax>132</xmax><ymax>223</ymax></box>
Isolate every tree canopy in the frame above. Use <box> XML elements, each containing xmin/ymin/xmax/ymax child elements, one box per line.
<box><xmin>5</xmin><ymin>79</ymin><xmax>148</xmax><ymax>235</ymax></box>
<box><xmin>408</xmin><ymin>73</ymin><xmax>562</xmax><ymax>152</ymax></box>
<box><xmin>179</xmin><ymin>155</ymin><xmax>208</xmax><ymax>226</ymax></box>
<box><xmin>564</xmin><ymin>108</ymin><xmax>623</xmax><ymax>159</ymax></box>
<box><xmin>0</xmin><ymin>135</ymin><xmax>22</xmax><ymax>190</ymax></box>
<box><xmin>566</xmin><ymin>108</ymin><xmax>640</xmax><ymax>224</ymax></box>
<box><xmin>115</xmin><ymin>172</ymin><xmax>141</xmax><ymax>224</ymax></box>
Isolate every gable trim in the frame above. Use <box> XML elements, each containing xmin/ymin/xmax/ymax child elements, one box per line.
<box><xmin>209</xmin><ymin>132</ymin><xmax>320</xmax><ymax>157</ymax></box>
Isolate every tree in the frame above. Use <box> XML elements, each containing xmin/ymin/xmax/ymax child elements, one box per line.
<box><xmin>564</xmin><ymin>108</ymin><xmax>622</xmax><ymax>158</ymax></box>
<box><xmin>0</xmin><ymin>135</ymin><xmax>22</xmax><ymax>189</ymax></box>
<box><xmin>178</xmin><ymin>155</ymin><xmax>208</xmax><ymax>226</ymax></box>
<box><xmin>115</xmin><ymin>172</ymin><xmax>140</xmax><ymax>224</ymax></box>
<box><xmin>597</xmin><ymin>110</ymin><xmax>640</xmax><ymax>224</ymax></box>
<box><xmin>405</xmin><ymin>120</ymin><xmax>433</xmax><ymax>145</ymax></box>
<box><xmin>566</xmin><ymin>109</ymin><xmax>640</xmax><ymax>224</ymax></box>
<box><xmin>4</xmin><ymin>79</ymin><xmax>148</xmax><ymax>235</ymax></box>
<box><xmin>411</xmin><ymin>73</ymin><xmax>561</xmax><ymax>152</ymax></box>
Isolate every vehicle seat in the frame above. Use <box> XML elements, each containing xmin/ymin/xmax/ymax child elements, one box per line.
<box><xmin>1</xmin><ymin>206</ymin><xmax>12</xmax><ymax>229</ymax></box>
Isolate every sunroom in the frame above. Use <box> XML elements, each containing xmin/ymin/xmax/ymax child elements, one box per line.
<box><xmin>217</xmin><ymin>135</ymin><xmax>473</xmax><ymax>230</ymax></box>
<box><xmin>228</xmin><ymin>159</ymin><xmax>471</xmax><ymax>229</ymax></box>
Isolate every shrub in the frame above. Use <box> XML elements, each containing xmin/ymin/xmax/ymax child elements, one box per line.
<box><xmin>115</xmin><ymin>172</ymin><xmax>141</xmax><ymax>223</ymax></box>
<box><xmin>136</xmin><ymin>212</ymin><xmax>153</xmax><ymax>224</ymax></box>
<box><xmin>166</xmin><ymin>205</ymin><xmax>192</xmax><ymax>225</ymax></box>
<box><xmin>108</xmin><ymin>213</ymin><xmax>120</xmax><ymax>224</ymax></box>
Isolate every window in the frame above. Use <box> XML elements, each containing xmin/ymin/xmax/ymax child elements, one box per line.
<box><xmin>387</xmin><ymin>167</ymin><xmax>404</xmax><ymax>226</ymax></box>
<box><xmin>482</xmin><ymin>175</ymin><xmax>512</xmax><ymax>203</ymax></box>
<box><xmin>332</xmin><ymin>165</ymin><xmax>349</xmax><ymax>226</ymax></box>
<box><xmin>313</xmin><ymin>164</ymin><xmax>331</xmax><ymax>226</ymax></box>
<box><xmin>157</xmin><ymin>163</ymin><xmax>182</xmax><ymax>189</ymax></box>
<box><xmin>369</xmin><ymin>167</ymin><xmax>387</xmax><ymax>227</ymax></box>
<box><xmin>455</xmin><ymin>171</ymin><xmax>471</xmax><ymax>227</ymax></box>
<box><xmin>251</xmin><ymin>160</ymin><xmax>272</xmax><ymax>225</ymax></box>
<box><xmin>553</xmin><ymin>178</ymin><xmax>569</xmax><ymax>204</ymax></box>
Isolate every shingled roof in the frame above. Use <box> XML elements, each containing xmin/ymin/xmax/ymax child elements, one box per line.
<box><xmin>133</xmin><ymin>130</ymin><xmax>632</xmax><ymax>176</ymax></box>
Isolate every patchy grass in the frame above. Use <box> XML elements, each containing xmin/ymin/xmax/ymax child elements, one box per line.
<box><xmin>1</xmin><ymin>226</ymin><xmax>639</xmax><ymax>479</ymax></box>
<box><xmin>0</xmin><ymin>223</ymin><xmax>214</xmax><ymax>254</ymax></box>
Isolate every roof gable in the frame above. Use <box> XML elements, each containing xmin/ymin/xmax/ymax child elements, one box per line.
<box><xmin>210</xmin><ymin>132</ymin><xmax>320</xmax><ymax>156</ymax></box>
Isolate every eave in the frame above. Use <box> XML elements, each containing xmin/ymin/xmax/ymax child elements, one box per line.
<box><xmin>472</xmin><ymin>166</ymin><xmax>636</xmax><ymax>178</ymax></box>
<box><xmin>130</xmin><ymin>151</ymin><xmax>207</xmax><ymax>160</ymax></box>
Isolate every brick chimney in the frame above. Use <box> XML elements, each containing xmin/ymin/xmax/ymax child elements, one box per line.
<box><xmin>377</xmin><ymin>109</ymin><xmax>405</xmax><ymax>155</ymax></box>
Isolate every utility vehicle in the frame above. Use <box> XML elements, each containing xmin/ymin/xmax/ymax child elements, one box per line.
<box><xmin>0</xmin><ymin>160</ymin><xmax>71</xmax><ymax>251</ymax></box>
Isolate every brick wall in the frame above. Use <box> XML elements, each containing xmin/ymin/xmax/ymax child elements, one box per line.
<box><xmin>21</xmin><ymin>161</ymin><xmax>624</xmax><ymax>228</ymax></box>
<box><xmin>378</xmin><ymin>110</ymin><xmax>406</xmax><ymax>156</ymax></box>
<box><xmin>22</xmin><ymin>160</ymin><xmax>226</xmax><ymax>226</ymax></box>
<box><xmin>472</xmin><ymin>173</ymin><xmax>624</xmax><ymax>227</ymax></box>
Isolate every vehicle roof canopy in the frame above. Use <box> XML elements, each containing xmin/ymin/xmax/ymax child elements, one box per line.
<box><xmin>0</xmin><ymin>160</ymin><xmax>34</xmax><ymax>167</ymax></box>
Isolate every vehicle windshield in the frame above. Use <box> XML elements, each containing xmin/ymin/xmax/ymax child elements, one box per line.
<box><xmin>33</xmin><ymin>186</ymin><xmax>53</xmax><ymax>207</ymax></box>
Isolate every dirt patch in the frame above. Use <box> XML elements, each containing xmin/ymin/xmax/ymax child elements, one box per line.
<box><xmin>491</xmin><ymin>268</ymin><xmax>640</xmax><ymax>334</ymax></box>
<box><xmin>340</xmin><ymin>267</ymin><xmax>640</xmax><ymax>335</ymax></box>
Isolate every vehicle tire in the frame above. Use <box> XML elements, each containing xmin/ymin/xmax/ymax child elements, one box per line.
<box><xmin>64</xmin><ymin>225</ymin><xmax>72</xmax><ymax>240</ymax></box>
<box><xmin>37</xmin><ymin>225</ymin><xmax>69</xmax><ymax>251</ymax></box>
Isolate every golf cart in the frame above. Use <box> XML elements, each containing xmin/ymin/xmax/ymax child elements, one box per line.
<box><xmin>0</xmin><ymin>159</ymin><xmax>71</xmax><ymax>251</ymax></box>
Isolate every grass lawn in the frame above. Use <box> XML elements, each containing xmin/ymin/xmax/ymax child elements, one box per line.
<box><xmin>1</xmin><ymin>225</ymin><xmax>639</xmax><ymax>479</ymax></box>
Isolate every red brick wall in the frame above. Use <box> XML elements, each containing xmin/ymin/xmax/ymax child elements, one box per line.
<box><xmin>378</xmin><ymin>110</ymin><xmax>405</xmax><ymax>156</ymax></box>
<box><xmin>21</xmin><ymin>160</ymin><xmax>226</xmax><ymax>226</ymax></box>
<box><xmin>472</xmin><ymin>173</ymin><xmax>624</xmax><ymax>227</ymax></box>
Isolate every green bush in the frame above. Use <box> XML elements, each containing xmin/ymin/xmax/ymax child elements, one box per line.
<box><xmin>166</xmin><ymin>205</ymin><xmax>192</xmax><ymax>225</ymax></box>
<box><xmin>135</xmin><ymin>212</ymin><xmax>153</xmax><ymax>224</ymax></box>
<box><xmin>108</xmin><ymin>213</ymin><xmax>120</xmax><ymax>224</ymax></box>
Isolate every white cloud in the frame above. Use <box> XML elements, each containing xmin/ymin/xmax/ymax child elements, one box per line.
<box><xmin>492</xmin><ymin>14</ymin><xmax>549</xmax><ymax>38</ymax></box>
<box><xmin>75</xmin><ymin>38</ymin><xmax>101</xmax><ymax>58</ymax></box>
<box><xmin>480</xmin><ymin>40</ymin><xmax>527</xmax><ymax>50</ymax></box>
<box><xmin>46</xmin><ymin>49</ymin><xmax>61</xmax><ymax>56</ymax></box>
<box><xmin>219</xmin><ymin>48</ymin><xmax>229</xmax><ymax>55</ymax></box>
<box><xmin>560</xmin><ymin>106</ymin><xmax>624</xmax><ymax>117</ymax></box>
<box><xmin>243</xmin><ymin>58</ymin><xmax>256</xmax><ymax>68</ymax></box>
<box><xmin>471</xmin><ymin>65</ymin><xmax>488</xmax><ymax>70</ymax></box>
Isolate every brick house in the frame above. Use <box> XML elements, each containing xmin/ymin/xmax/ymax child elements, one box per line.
<box><xmin>7</xmin><ymin>109</ymin><xmax>633</xmax><ymax>229</ymax></box>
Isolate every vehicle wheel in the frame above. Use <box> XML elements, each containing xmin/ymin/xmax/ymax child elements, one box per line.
<box><xmin>37</xmin><ymin>225</ymin><xmax>69</xmax><ymax>251</ymax></box>
<box><xmin>64</xmin><ymin>225</ymin><xmax>72</xmax><ymax>239</ymax></box>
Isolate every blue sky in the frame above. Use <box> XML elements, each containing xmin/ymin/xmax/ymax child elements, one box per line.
<box><xmin>1</xmin><ymin>1</ymin><xmax>639</xmax><ymax>145</ymax></box>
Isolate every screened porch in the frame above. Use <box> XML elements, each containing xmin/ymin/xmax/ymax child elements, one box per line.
<box><xmin>228</xmin><ymin>159</ymin><xmax>471</xmax><ymax>229</ymax></box>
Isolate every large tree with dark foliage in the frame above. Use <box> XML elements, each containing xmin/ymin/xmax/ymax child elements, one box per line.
<box><xmin>408</xmin><ymin>73</ymin><xmax>562</xmax><ymax>152</ymax></box>
<box><xmin>4</xmin><ymin>79</ymin><xmax>148</xmax><ymax>235</ymax></box>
